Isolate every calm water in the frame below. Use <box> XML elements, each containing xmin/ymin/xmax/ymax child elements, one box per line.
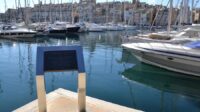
<box><xmin>0</xmin><ymin>31</ymin><xmax>200</xmax><ymax>112</ymax></box>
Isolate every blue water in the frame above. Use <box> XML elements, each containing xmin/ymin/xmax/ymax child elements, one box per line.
<box><xmin>0</xmin><ymin>31</ymin><xmax>200</xmax><ymax>112</ymax></box>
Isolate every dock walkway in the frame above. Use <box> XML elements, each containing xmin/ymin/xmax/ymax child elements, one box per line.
<box><xmin>14</xmin><ymin>88</ymin><xmax>141</xmax><ymax>112</ymax></box>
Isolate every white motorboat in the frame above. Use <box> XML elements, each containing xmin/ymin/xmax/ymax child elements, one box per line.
<box><xmin>66</xmin><ymin>23</ymin><xmax>80</xmax><ymax>33</ymax></box>
<box><xmin>122</xmin><ymin>41</ymin><xmax>200</xmax><ymax>76</ymax></box>
<box><xmin>75</xmin><ymin>22</ymin><xmax>88</xmax><ymax>32</ymax></box>
<box><xmin>123</xmin><ymin>25</ymin><xmax>200</xmax><ymax>43</ymax></box>
<box><xmin>87</xmin><ymin>23</ymin><xmax>104</xmax><ymax>32</ymax></box>
<box><xmin>29</xmin><ymin>22</ymin><xmax>49</xmax><ymax>32</ymax></box>
<box><xmin>123</xmin><ymin>25</ymin><xmax>137</xmax><ymax>30</ymax></box>
<box><xmin>104</xmin><ymin>23</ymin><xmax>124</xmax><ymax>31</ymax></box>
<box><xmin>117</xmin><ymin>23</ymin><xmax>136</xmax><ymax>30</ymax></box>
<box><xmin>99</xmin><ymin>24</ymin><xmax>108</xmax><ymax>31</ymax></box>
<box><xmin>46</xmin><ymin>22</ymin><xmax>80</xmax><ymax>34</ymax></box>
<box><xmin>0</xmin><ymin>25</ymin><xmax>36</xmax><ymax>38</ymax></box>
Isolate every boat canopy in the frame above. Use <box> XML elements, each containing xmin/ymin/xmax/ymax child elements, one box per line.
<box><xmin>185</xmin><ymin>41</ymin><xmax>200</xmax><ymax>48</ymax></box>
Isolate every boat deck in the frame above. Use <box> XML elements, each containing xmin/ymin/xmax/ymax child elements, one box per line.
<box><xmin>14</xmin><ymin>88</ymin><xmax>141</xmax><ymax>112</ymax></box>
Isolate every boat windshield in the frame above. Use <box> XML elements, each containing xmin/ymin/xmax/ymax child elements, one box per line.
<box><xmin>2</xmin><ymin>25</ymin><xmax>17</xmax><ymax>30</ymax></box>
<box><xmin>185</xmin><ymin>41</ymin><xmax>200</xmax><ymax>49</ymax></box>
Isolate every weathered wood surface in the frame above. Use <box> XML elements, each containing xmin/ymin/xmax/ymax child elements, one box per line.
<box><xmin>14</xmin><ymin>88</ymin><xmax>142</xmax><ymax>112</ymax></box>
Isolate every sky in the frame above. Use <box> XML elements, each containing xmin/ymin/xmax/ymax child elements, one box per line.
<box><xmin>0</xmin><ymin>0</ymin><xmax>197</xmax><ymax>13</ymax></box>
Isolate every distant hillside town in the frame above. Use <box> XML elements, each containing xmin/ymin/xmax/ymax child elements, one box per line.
<box><xmin>0</xmin><ymin>0</ymin><xmax>199</xmax><ymax>25</ymax></box>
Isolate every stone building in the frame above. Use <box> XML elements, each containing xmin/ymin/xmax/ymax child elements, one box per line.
<box><xmin>79</xmin><ymin>0</ymin><xmax>96</xmax><ymax>22</ymax></box>
<box><xmin>3</xmin><ymin>9</ymin><xmax>17</xmax><ymax>23</ymax></box>
<box><xmin>31</xmin><ymin>3</ymin><xmax>74</xmax><ymax>23</ymax></box>
<box><xmin>0</xmin><ymin>0</ymin><xmax>182</xmax><ymax>26</ymax></box>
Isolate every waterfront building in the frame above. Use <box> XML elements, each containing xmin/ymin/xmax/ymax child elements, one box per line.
<box><xmin>32</xmin><ymin>3</ymin><xmax>74</xmax><ymax>23</ymax></box>
<box><xmin>0</xmin><ymin>1</ymin><xmax>184</xmax><ymax>26</ymax></box>
<box><xmin>0</xmin><ymin>13</ymin><xmax>6</xmax><ymax>22</ymax></box>
<box><xmin>79</xmin><ymin>0</ymin><xmax>96</xmax><ymax>22</ymax></box>
<box><xmin>3</xmin><ymin>9</ymin><xmax>17</xmax><ymax>23</ymax></box>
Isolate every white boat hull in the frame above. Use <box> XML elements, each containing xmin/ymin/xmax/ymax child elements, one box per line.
<box><xmin>0</xmin><ymin>33</ymin><xmax>36</xmax><ymax>38</ymax></box>
<box><xmin>123</xmin><ymin>45</ymin><xmax>200</xmax><ymax>76</ymax></box>
<box><xmin>88</xmin><ymin>28</ymin><xmax>104</xmax><ymax>32</ymax></box>
<box><xmin>0</xmin><ymin>28</ymin><xmax>37</xmax><ymax>38</ymax></box>
<box><xmin>124</xmin><ymin>26</ymin><xmax>137</xmax><ymax>30</ymax></box>
<box><xmin>106</xmin><ymin>27</ymin><xmax>124</xmax><ymax>31</ymax></box>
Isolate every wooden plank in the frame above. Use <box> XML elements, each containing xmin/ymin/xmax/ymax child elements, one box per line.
<box><xmin>14</xmin><ymin>88</ymin><xmax>142</xmax><ymax>112</ymax></box>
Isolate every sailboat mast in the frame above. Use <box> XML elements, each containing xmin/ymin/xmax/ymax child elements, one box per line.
<box><xmin>49</xmin><ymin>0</ymin><xmax>52</xmax><ymax>23</ymax></box>
<box><xmin>15</xmin><ymin>0</ymin><xmax>18</xmax><ymax>22</ymax></box>
<box><xmin>72</xmin><ymin>0</ymin><xmax>74</xmax><ymax>24</ymax></box>
<box><xmin>38</xmin><ymin>0</ymin><xmax>40</xmax><ymax>23</ymax></box>
<box><xmin>4</xmin><ymin>0</ymin><xmax>7</xmax><ymax>23</ymax></box>
<box><xmin>124</xmin><ymin>0</ymin><xmax>126</xmax><ymax>24</ymax></box>
<box><xmin>106</xmin><ymin>0</ymin><xmax>109</xmax><ymax>23</ymax></box>
<box><xmin>167</xmin><ymin>0</ymin><xmax>173</xmax><ymax>35</ymax></box>
<box><xmin>4</xmin><ymin>0</ymin><xmax>7</xmax><ymax>13</ymax></box>
<box><xmin>191</xmin><ymin>0</ymin><xmax>194</xmax><ymax>24</ymax></box>
<box><xmin>44</xmin><ymin>0</ymin><xmax>47</xmax><ymax>22</ymax></box>
<box><xmin>112</xmin><ymin>0</ymin><xmax>115</xmax><ymax>23</ymax></box>
<box><xmin>60</xmin><ymin>0</ymin><xmax>62</xmax><ymax>21</ymax></box>
<box><xmin>15</xmin><ymin>0</ymin><xmax>18</xmax><ymax>9</ymax></box>
<box><xmin>25</xmin><ymin>0</ymin><xmax>27</xmax><ymax>7</ymax></box>
<box><xmin>184</xmin><ymin>0</ymin><xmax>188</xmax><ymax>24</ymax></box>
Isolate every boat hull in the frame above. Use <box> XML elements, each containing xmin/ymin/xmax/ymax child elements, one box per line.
<box><xmin>67</xmin><ymin>27</ymin><xmax>80</xmax><ymax>33</ymax></box>
<box><xmin>88</xmin><ymin>27</ymin><xmax>104</xmax><ymax>32</ymax></box>
<box><xmin>126</xmin><ymin>47</ymin><xmax>200</xmax><ymax>77</ymax></box>
<box><xmin>0</xmin><ymin>32</ymin><xmax>36</xmax><ymax>38</ymax></box>
<box><xmin>49</xmin><ymin>29</ymin><xmax>67</xmax><ymax>34</ymax></box>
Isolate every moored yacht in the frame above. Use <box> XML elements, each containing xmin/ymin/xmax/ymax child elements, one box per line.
<box><xmin>86</xmin><ymin>23</ymin><xmax>104</xmax><ymax>32</ymax></box>
<box><xmin>123</xmin><ymin>25</ymin><xmax>137</xmax><ymax>30</ymax></box>
<box><xmin>44</xmin><ymin>26</ymin><xmax>67</xmax><ymax>39</ymax></box>
<box><xmin>66</xmin><ymin>23</ymin><xmax>80</xmax><ymax>33</ymax></box>
<box><xmin>44</xmin><ymin>26</ymin><xmax>67</xmax><ymax>38</ymax></box>
<box><xmin>104</xmin><ymin>23</ymin><xmax>124</xmax><ymax>31</ymax></box>
<box><xmin>0</xmin><ymin>25</ymin><xmax>36</xmax><ymax>38</ymax></box>
<box><xmin>122</xmin><ymin>41</ymin><xmax>200</xmax><ymax>76</ymax></box>
<box><xmin>46</xmin><ymin>21</ymin><xmax>80</xmax><ymax>34</ymax></box>
<box><xmin>123</xmin><ymin>25</ymin><xmax>200</xmax><ymax>43</ymax></box>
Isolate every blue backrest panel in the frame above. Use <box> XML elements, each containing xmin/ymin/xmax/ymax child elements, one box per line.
<box><xmin>36</xmin><ymin>46</ymin><xmax>85</xmax><ymax>75</ymax></box>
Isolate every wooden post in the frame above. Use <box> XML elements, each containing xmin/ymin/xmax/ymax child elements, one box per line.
<box><xmin>36</xmin><ymin>75</ymin><xmax>47</xmax><ymax>112</ymax></box>
<box><xmin>78</xmin><ymin>73</ymin><xmax>86</xmax><ymax>112</ymax></box>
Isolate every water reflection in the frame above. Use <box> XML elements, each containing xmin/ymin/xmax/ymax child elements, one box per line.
<box><xmin>66</xmin><ymin>33</ymin><xmax>80</xmax><ymax>39</ymax></box>
<box><xmin>123</xmin><ymin>63</ymin><xmax>200</xmax><ymax>97</ymax></box>
<box><xmin>18</xmin><ymin>44</ymin><xmax>24</xmax><ymax>79</ymax></box>
<box><xmin>45</xmin><ymin>33</ymin><xmax>80</xmax><ymax>40</ymax></box>
<box><xmin>0</xmin><ymin>80</ymin><xmax>3</xmax><ymax>94</ymax></box>
<box><xmin>51</xmin><ymin>74</ymin><xmax>56</xmax><ymax>90</ymax></box>
<box><xmin>27</xmin><ymin>44</ymin><xmax>34</xmax><ymax>95</ymax></box>
<box><xmin>45</xmin><ymin>34</ymin><xmax>80</xmax><ymax>46</ymax></box>
<box><xmin>87</xmin><ymin>51</ymin><xmax>93</xmax><ymax>76</ymax></box>
<box><xmin>121</xmin><ymin>62</ymin><xmax>200</xmax><ymax>111</ymax></box>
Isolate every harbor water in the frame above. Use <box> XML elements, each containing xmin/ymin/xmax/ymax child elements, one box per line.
<box><xmin>0</xmin><ymin>31</ymin><xmax>200</xmax><ymax>112</ymax></box>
